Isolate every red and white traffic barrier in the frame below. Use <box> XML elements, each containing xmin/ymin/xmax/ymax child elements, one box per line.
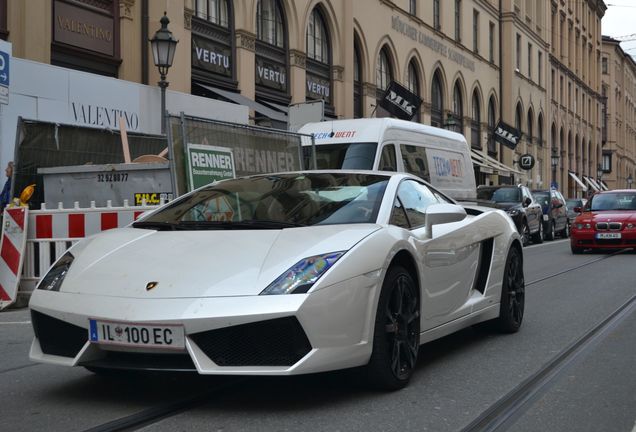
<box><xmin>1</xmin><ymin>207</ymin><xmax>28</xmax><ymax>310</ymax></box>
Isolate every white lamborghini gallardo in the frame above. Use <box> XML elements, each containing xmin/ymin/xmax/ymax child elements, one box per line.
<box><xmin>29</xmin><ymin>171</ymin><xmax>524</xmax><ymax>390</ymax></box>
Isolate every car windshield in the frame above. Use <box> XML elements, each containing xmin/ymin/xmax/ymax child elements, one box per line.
<box><xmin>134</xmin><ymin>172</ymin><xmax>389</xmax><ymax>230</ymax></box>
<box><xmin>533</xmin><ymin>192</ymin><xmax>550</xmax><ymax>207</ymax></box>
<box><xmin>477</xmin><ymin>187</ymin><xmax>521</xmax><ymax>203</ymax></box>
<box><xmin>304</xmin><ymin>143</ymin><xmax>378</xmax><ymax>170</ymax></box>
<box><xmin>589</xmin><ymin>192</ymin><xmax>636</xmax><ymax>211</ymax></box>
<box><xmin>566</xmin><ymin>199</ymin><xmax>582</xmax><ymax>208</ymax></box>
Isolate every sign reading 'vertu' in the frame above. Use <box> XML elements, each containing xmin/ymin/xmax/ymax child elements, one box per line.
<box><xmin>493</xmin><ymin>121</ymin><xmax>521</xmax><ymax>150</ymax></box>
<box><xmin>379</xmin><ymin>81</ymin><xmax>422</xmax><ymax>121</ymax></box>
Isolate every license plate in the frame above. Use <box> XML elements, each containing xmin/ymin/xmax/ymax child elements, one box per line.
<box><xmin>543</xmin><ymin>214</ymin><xmax>549</xmax><ymax>221</ymax></box>
<box><xmin>596</xmin><ymin>233</ymin><xmax>621</xmax><ymax>239</ymax></box>
<box><xmin>89</xmin><ymin>319</ymin><xmax>185</xmax><ymax>350</ymax></box>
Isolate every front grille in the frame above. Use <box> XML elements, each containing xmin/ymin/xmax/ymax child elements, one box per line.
<box><xmin>80</xmin><ymin>351</ymin><xmax>196</xmax><ymax>372</ymax></box>
<box><xmin>596</xmin><ymin>222</ymin><xmax>622</xmax><ymax>231</ymax></box>
<box><xmin>190</xmin><ymin>317</ymin><xmax>312</xmax><ymax>367</ymax></box>
<box><xmin>31</xmin><ymin>310</ymin><xmax>88</xmax><ymax>358</ymax></box>
<box><xmin>595</xmin><ymin>239</ymin><xmax>623</xmax><ymax>245</ymax></box>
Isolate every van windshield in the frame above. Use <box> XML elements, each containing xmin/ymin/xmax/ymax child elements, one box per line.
<box><xmin>304</xmin><ymin>142</ymin><xmax>378</xmax><ymax>170</ymax></box>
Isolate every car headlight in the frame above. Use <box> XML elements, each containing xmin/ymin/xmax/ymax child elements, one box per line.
<box><xmin>575</xmin><ymin>223</ymin><xmax>591</xmax><ymax>230</ymax></box>
<box><xmin>260</xmin><ymin>251</ymin><xmax>345</xmax><ymax>295</ymax></box>
<box><xmin>627</xmin><ymin>223</ymin><xmax>634</xmax><ymax>229</ymax></box>
<box><xmin>37</xmin><ymin>252</ymin><xmax>74</xmax><ymax>291</ymax></box>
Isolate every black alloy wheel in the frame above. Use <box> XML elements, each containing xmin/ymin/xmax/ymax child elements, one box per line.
<box><xmin>366</xmin><ymin>266</ymin><xmax>420</xmax><ymax>390</ymax></box>
<box><xmin>520</xmin><ymin>222</ymin><xmax>530</xmax><ymax>246</ymax></box>
<box><xmin>496</xmin><ymin>246</ymin><xmax>525</xmax><ymax>333</ymax></box>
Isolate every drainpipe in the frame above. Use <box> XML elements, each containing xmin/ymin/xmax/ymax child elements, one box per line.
<box><xmin>499</xmin><ymin>0</ymin><xmax>504</xmax><ymax>166</ymax></box>
<box><xmin>142</xmin><ymin>0</ymin><xmax>149</xmax><ymax>84</ymax></box>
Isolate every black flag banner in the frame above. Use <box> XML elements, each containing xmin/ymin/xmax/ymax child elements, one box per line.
<box><xmin>379</xmin><ymin>81</ymin><xmax>423</xmax><ymax>121</ymax></box>
<box><xmin>493</xmin><ymin>121</ymin><xmax>521</xmax><ymax>150</ymax></box>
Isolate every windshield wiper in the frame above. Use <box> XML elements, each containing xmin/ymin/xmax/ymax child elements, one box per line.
<box><xmin>132</xmin><ymin>221</ymin><xmax>178</xmax><ymax>231</ymax></box>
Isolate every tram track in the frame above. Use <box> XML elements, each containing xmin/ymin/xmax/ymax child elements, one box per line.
<box><xmin>80</xmin><ymin>249</ymin><xmax>634</xmax><ymax>432</ymax></box>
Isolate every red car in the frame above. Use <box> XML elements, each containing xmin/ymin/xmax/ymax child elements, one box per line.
<box><xmin>570</xmin><ymin>190</ymin><xmax>636</xmax><ymax>254</ymax></box>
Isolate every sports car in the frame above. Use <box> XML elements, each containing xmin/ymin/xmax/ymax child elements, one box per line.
<box><xmin>570</xmin><ymin>189</ymin><xmax>636</xmax><ymax>254</ymax></box>
<box><xmin>29</xmin><ymin>171</ymin><xmax>524</xmax><ymax>390</ymax></box>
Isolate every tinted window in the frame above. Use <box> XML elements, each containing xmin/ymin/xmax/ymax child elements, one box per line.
<box><xmin>400</xmin><ymin>144</ymin><xmax>431</xmax><ymax>183</ymax></box>
<box><xmin>379</xmin><ymin>144</ymin><xmax>397</xmax><ymax>171</ymax></box>
<box><xmin>477</xmin><ymin>187</ymin><xmax>521</xmax><ymax>203</ymax></box>
<box><xmin>310</xmin><ymin>143</ymin><xmax>378</xmax><ymax>170</ymax></box>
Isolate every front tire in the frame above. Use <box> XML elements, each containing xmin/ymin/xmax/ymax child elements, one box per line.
<box><xmin>532</xmin><ymin>221</ymin><xmax>544</xmax><ymax>244</ymax></box>
<box><xmin>495</xmin><ymin>246</ymin><xmax>525</xmax><ymax>333</ymax></box>
<box><xmin>520</xmin><ymin>221</ymin><xmax>530</xmax><ymax>246</ymax></box>
<box><xmin>365</xmin><ymin>266</ymin><xmax>420</xmax><ymax>391</ymax></box>
<box><xmin>545</xmin><ymin>221</ymin><xmax>555</xmax><ymax>241</ymax></box>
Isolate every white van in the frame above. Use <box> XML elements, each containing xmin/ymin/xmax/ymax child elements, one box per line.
<box><xmin>299</xmin><ymin>118</ymin><xmax>477</xmax><ymax>201</ymax></box>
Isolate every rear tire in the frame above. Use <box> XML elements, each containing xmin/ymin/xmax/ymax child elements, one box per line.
<box><xmin>532</xmin><ymin>222</ymin><xmax>544</xmax><ymax>244</ymax></box>
<box><xmin>545</xmin><ymin>221</ymin><xmax>555</xmax><ymax>241</ymax></box>
<box><xmin>520</xmin><ymin>221</ymin><xmax>530</xmax><ymax>246</ymax></box>
<box><xmin>561</xmin><ymin>223</ymin><xmax>570</xmax><ymax>238</ymax></box>
<box><xmin>365</xmin><ymin>266</ymin><xmax>420</xmax><ymax>391</ymax></box>
<box><xmin>495</xmin><ymin>246</ymin><xmax>525</xmax><ymax>333</ymax></box>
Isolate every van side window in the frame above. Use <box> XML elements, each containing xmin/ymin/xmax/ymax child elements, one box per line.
<box><xmin>379</xmin><ymin>144</ymin><xmax>397</xmax><ymax>171</ymax></box>
<box><xmin>390</xmin><ymin>180</ymin><xmax>440</xmax><ymax>229</ymax></box>
<box><xmin>400</xmin><ymin>144</ymin><xmax>431</xmax><ymax>183</ymax></box>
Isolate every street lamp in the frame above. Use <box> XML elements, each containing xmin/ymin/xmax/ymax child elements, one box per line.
<box><xmin>551</xmin><ymin>146</ymin><xmax>560</xmax><ymax>188</ymax></box>
<box><xmin>150</xmin><ymin>12</ymin><xmax>178</xmax><ymax>134</ymax></box>
<box><xmin>444</xmin><ymin>113</ymin><xmax>458</xmax><ymax>131</ymax></box>
<box><xmin>627</xmin><ymin>174</ymin><xmax>633</xmax><ymax>189</ymax></box>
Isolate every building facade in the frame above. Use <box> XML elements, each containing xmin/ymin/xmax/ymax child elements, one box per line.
<box><xmin>0</xmin><ymin>0</ymin><xmax>611</xmax><ymax>191</ymax></box>
<box><xmin>601</xmin><ymin>36</ymin><xmax>636</xmax><ymax>190</ymax></box>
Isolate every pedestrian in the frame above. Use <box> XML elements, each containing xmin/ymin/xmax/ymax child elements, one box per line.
<box><xmin>0</xmin><ymin>161</ymin><xmax>13</xmax><ymax>210</ymax></box>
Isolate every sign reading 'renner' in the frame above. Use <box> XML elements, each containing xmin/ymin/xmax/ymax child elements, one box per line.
<box><xmin>186</xmin><ymin>143</ymin><xmax>236</xmax><ymax>191</ymax></box>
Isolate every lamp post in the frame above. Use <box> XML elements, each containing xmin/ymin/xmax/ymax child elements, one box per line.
<box><xmin>551</xmin><ymin>146</ymin><xmax>560</xmax><ymax>189</ymax></box>
<box><xmin>150</xmin><ymin>12</ymin><xmax>178</xmax><ymax>134</ymax></box>
<box><xmin>627</xmin><ymin>174</ymin><xmax>633</xmax><ymax>189</ymax></box>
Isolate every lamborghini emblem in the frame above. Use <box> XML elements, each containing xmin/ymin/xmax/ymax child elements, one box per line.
<box><xmin>146</xmin><ymin>281</ymin><xmax>159</xmax><ymax>291</ymax></box>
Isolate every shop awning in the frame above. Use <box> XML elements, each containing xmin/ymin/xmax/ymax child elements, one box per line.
<box><xmin>470</xmin><ymin>150</ymin><xmax>523</xmax><ymax>176</ymax></box>
<box><xmin>584</xmin><ymin>176</ymin><xmax>600</xmax><ymax>192</ymax></box>
<box><xmin>196</xmin><ymin>83</ymin><xmax>288</xmax><ymax>123</ymax></box>
<box><xmin>600</xmin><ymin>180</ymin><xmax>610</xmax><ymax>191</ymax></box>
<box><xmin>589</xmin><ymin>177</ymin><xmax>603</xmax><ymax>191</ymax></box>
<box><xmin>568</xmin><ymin>171</ymin><xmax>588</xmax><ymax>191</ymax></box>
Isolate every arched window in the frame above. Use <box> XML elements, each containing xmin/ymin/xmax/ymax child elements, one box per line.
<box><xmin>376</xmin><ymin>47</ymin><xmax>392</xmax><ymax>95</ymax></box>
<box><xmin>354</xmin><ymin>36</ymin><xmax>363</xmax><ymax>118</ymax></box>
<box><xmin>306</xmin><ymin>8</ymin><xmax>332</xmax><ymax>106</ymax></box>
<box><xmin>195</xmin><ymin>0</ymin><xmax>229</xmax><ymax>27</ymax></box>
<box><xmin>406</xmin><ymin>61</ymin><xmax>421</xmax><ymax>121</ymax></box>
<box><xmin>537</xmin><ymin>114</ymin><xmax>544</xmax><ymax>147</ymax></box>
<box><xmin>487</xmin><ymin>97</ymin><xmax>496</xmax><ymax>154</ymax></box>
<box><xmin>451</xmin><ymin>81</ymin><xmax>463</xmax><ymax>133</ymax></box>
<box><xmin>257</xmin><ymin>0</ymin><xmax>284</xmax><ymax>47</ymax></box>
<box><xmin>431</xmin><ymin>71</ymin><xmax>444</xmax><ymax>127</ymax></box>
<box><xmin>471</xmin><ymin>91</ymin><xmax>481</xmax><ymax>148</ymax></box>
<box><xmin>515</xmin><ymin>103</ymin><xmax>523</xmax><ymax>136</ymax></box>
<box><xmin>527</xmin><ymin>111</ymin><xmax>534</xmax><ymax>146</ymax></box>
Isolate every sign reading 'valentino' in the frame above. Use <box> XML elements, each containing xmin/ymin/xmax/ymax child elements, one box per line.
<box><xmin>54</xmin><ymin>0</ymin><xmax>114</xmax><ymax>56</ymax></box>
<box><xmin>71</xmin><ymin>102</ymin><xmax>140</xmax><ymax>131</ymax></box>
<box><xmin>192</xmin><ymin>36</ymin><xmax>232</xmax><ymax>77</ymax></box>
<box><xmin>391</xmin><ymin>16</ymin><xmax>475</xmax><ymax>72</ymax></box>
<box><xmin>379</xmin><ymin>81</ymin><xmax>422</xmax><ymax>121</ymax></box>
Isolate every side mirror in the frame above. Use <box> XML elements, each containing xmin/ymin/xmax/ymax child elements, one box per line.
<box><xmin>425</xmin><ymin>203</ymin><xmax>467</xmax><ymax>238</ymax></box>
<box><xmin>523</xmin><ymin>197</ymin><xmax>532</xmax><ymax>207</ymax></box>
<box><xmin>573</xmin><ymin>206</ymin><xmax>582</xmax><ymax>213</ymax></box>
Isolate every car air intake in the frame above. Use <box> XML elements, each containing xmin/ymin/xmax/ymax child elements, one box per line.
<box><xmin>31</xmin><ymin>310</ymin><xmax>88</xmax><ymax>358</ymax></box>
<box><xmin>190</xmin><ymin>317</ymin><xmax>312</xmax><ymax>366</ymax></box>
<box><xmin>80</xmin><ymin>351</ymin><xmax>197</xmax><ymax>372</ymax></box>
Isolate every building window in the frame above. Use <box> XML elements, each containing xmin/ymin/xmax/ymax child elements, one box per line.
<box><xmin>516</xmin><ymin>34</ymin><xmax>521</xmax><ymax>71</ymax></box>
<box><xmin>515</xmin><ymin>103</ymin><xmax>523</xmax><ymax>136</ymax></box>
<box><xmin>473</xmin><ymin>10</ymin><xmax>479</xmax><ymax>53</ymax></box>
<box><xmin>602</xmin><ymin>153</ymin><xmax>611</xmax><ymax>172</ymax></box>
<box><xmin>306</xmin><ymin>8</ymin><xmax>332</xmax><ymax>107</ymax></box>
<box><xmin>257</xmin><ymin>0</ymin><xmax>284</xmax><ymax>48</ymax></box>
<box><xmin>527</xmin><ymin>43</ymin><xmax>532</xmax><ymax>78</ymax></box>
<box><xmin>527</xmin><ymin>111</ymin><xmax>533</xmax><ymax>145</ymax></box>
<box><xmin>451</xmin><ymin>81</ymin><xmax>464</xmax><ymax>134</ymax></box>
<box><xmin>471</xmin><ymin>91</ymin><xmax>481</xmax><ymax>149</ymax></box>
<box><xmin>407</xmin><ymin>61</ymin><xmax>421</xmax><ymax>122</ymax></box>
<box><xmin>487</xmin><ymin>97</ymin><xmax>497</xmax><ymax>154</ymax></box>
<box><xmin>375</xmin><ymin>48</ymin><xmax>393</xmax><ymax>99</ymax></box>
<box><xmin>433</xmin><ymin>0</ymin><xmax>441</xmax><ymax>30</ymax></box>
<box><xmin>354</xmin><ymin>36</ymin><xmax>363</xmax><ymax>118</ymax></box>
<box><xmin>489</xmin><ymin>22</ymin><xmax>495</xmax><ymax>63</ymax></box>
<box><xmin>409</xmin><ymin>0</ymin><xmax>416</xmax><ymax>15</ymax></box>
<box><xmin>538</xmin><ymin>51</ymin><xmax>543</xmax><ymax>86</ymax></box>
<box><xmin>431</xmin><ymin>72</ymin><xmax>444</xmax><ymax>127</ymax></box>
<box><xmin>602</xmin><ymin>57</ymin><xmax>608</xmax><ymax>74</ymax></box>
<box><xmin>537</xmin><ymin>114</ymin><xmax>544</xmax><ymax>147</ymax></box>
<box><xmin>195</xmin><ymin>0</ymin><xmax>229</xmax><ymax>27</ymax></box>
<box><xmin>455</xmin><ymin>0</ymin><xmax>462</xmax><ymax>42</ymax></box>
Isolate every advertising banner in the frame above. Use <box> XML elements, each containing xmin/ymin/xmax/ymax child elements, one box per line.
<box><xmin>379</xmin><ymin>81</ymin><xmax>422</xmax><ymax>121</ymax></box>
<box><xmin>186</xmin><ymin>143</ymin><xmax>236</xmax><ymax>191</ymax></box>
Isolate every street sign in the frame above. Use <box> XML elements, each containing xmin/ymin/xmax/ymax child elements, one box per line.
<box><xmin>0</xmin><ymin>40</ymin><xmax>11</xmax><ymax>105</ymax></box>
<box><xmin>518</xmin><ymin>153</ymin><xmax>535</xmax><ymax>170</ymax></box>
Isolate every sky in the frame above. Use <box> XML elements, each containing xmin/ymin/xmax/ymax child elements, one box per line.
<box><xmin>602</xmin><ymin>1</ymin><xmax>636</xmax><ymax>58</ymax></box>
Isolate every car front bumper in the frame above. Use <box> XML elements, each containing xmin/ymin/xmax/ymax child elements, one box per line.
<box><xmin>570</xmin><ymin>230</ymin><xmax>636</xmax><ymax>250</ymax></box>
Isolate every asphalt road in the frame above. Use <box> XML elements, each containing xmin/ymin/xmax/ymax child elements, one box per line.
<box><xmin>0</xmin><ymin>239</ymin><xmax>634</xmax><ymax>432</ymax></box>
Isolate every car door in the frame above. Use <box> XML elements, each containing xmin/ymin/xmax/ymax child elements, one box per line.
<box><xmin>390</xmin><ymin>179</ymin><xmax>479</xmax><ymax>329</ymax></box>
<box><xmin>554</xmin><ymin>191</ymin><xmax>568</xmax><ymax>231</ymax></box>
<box><xmin>523</xmin><ymin>187</ymin><xmax>542</xmax><ymax>233</ymax></box>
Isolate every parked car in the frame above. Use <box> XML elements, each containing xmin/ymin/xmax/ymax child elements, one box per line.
<box><xmin>477</xmin><ymin>185</ymin><xmax>543</xmax><ymax>246</ymax></box>
<box><xmin>570</xmin><ymin>189</ymin><xmax>636</xmax><ymax>254</ymax></box>
<box><xmin>29</xmin><ymin>171</ymin><xmax>524</xmax><ymax>390</ymax></box>
<box><xmin>532</xmin><ymin>189</ymin><xmax>569</xmax><ymax>240</ymax></box>
<box><xmin>565</xmin><ymin>198</ymin><xmax>586</xmax><ymax>226</ymax></box>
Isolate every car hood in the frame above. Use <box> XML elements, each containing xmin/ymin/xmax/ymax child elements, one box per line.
<box><xmin>475</xmin><ymin>200</ymin><xmax>520</xmax><ymax>211</ymax></box>
<box><xmin>577</xmin><ymin>211</ymin><xmax>636</xmax><ymax>224</ymax></box>
<box><xmin>59</xmin><ymin>225</ymin><xmax>380</xmax><ymax>298</ymax></box>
